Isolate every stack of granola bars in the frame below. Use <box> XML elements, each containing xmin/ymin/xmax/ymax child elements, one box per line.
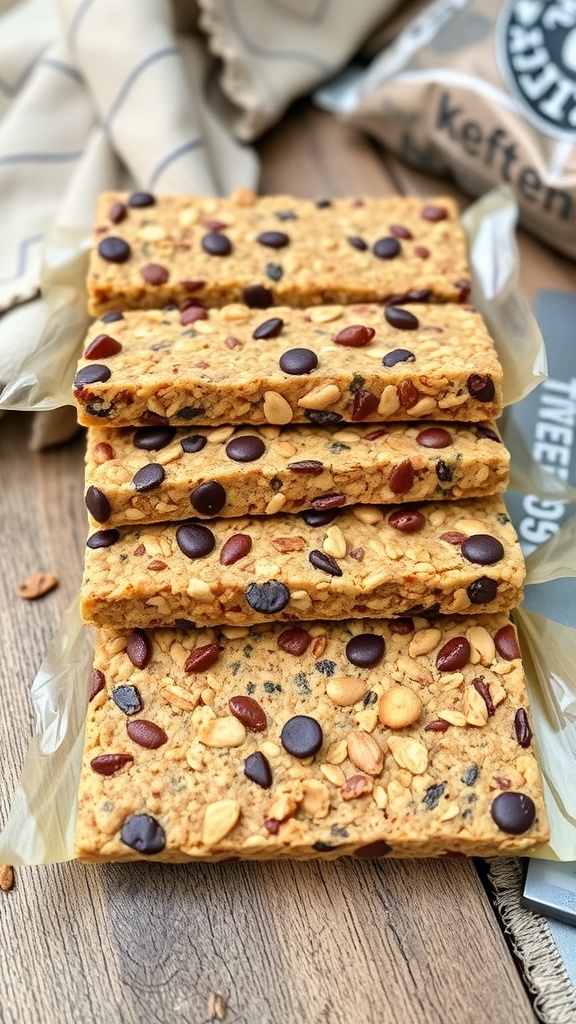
<box><xmin>71</xmin><ymin>189</ymin><xmax>548</xmax><ymax>861</ymax></box>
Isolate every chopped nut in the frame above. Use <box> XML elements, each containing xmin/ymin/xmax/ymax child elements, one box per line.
<box><xmin>466</xmin><ymin>626</ymin><xmax>496</xmax><ymax>666</ymax></box>
<box><xmin>377</xmin><ymin>385</ymin><xmax>400</xmax><ymax>418</ymax></box>
<box><xmin>323</xmin><ymin>526</ymin><xmax>347</xmax><ymax>560</ymax></box>
<box><xmin>312</xmin><ymin>634</ymin><xmax>328</xmax><ymax>658</ymax></box>
<box><xmin>301</xmin><ymin>779</ymin><xmax>331</xmax><ymax>818</ymax></box>
<box><xmin>465</xmin><ymin>685</ymin><xmax>490</xmax><ymax>727</ymax></box>
<box><xmin>326</xmin><ymin>676</ymin><xmax>367</xmax><ymax>707</ymax></box>
<box><xmin>320</xmin><ymin>763</ymin><xmax>346</xmax><ymax>787</ymax></box>
<box><xmin>197</xmin><ymin>716</ymin><xmax>246</xmax><ymax>747</ymax></box>
<box><xmin>208</xmin><ymin>992</ymin><xmax>227</xmax><ymax>1021</ymax></box>
<box><xmin>326</xmin><ymin>739</ymin><xmax>348</xmax><ymax>765</ymax></box>
<box><xmin>161</xmin><ymin>684</ymin><xmax>201</xmax><ymax>712</ymax></box>
<box><xmin>186</xmin><ymin>578</ymin><xmax>213</xmax><ymax>601</ymax></box>
<box><xmin>17</xmin><ymin>572</ymin><xmax>58</xmax><ymax>600</ymax></box>
<box><xmin>309</xmin><ymin>305</ymin><xmax>344</xmax><ymax>323</ymax></box>
<box><xmin>437</xmin><ymin>708</ymin><xmax>467</xmax><ymax>727</ymax></box>
<box><xmin>297</xmin><ymin>384</ymin><xmax>341</xmax><ymax>410</ymax></box>
<box><xmin>275</xmin><ymin>440</ymin><xmax>298</xmax><ymax>458</ymax></box>
<box><xmin>408</xmin><ymin>628</ymin><xmax>441</xmax><ymax>658</ymax></box>
<box><xmin>92</xmin><ymin>441</ymin><xmax>115</xmax><ymax>464</ymax></box>
<box><xmin>272</xmin><ymin>535</ymin><xmax>306</xmax><ymax>553</ymax></box>
<box><xmin>387</xmin><ymin>735</ymin><xmax>429</xmax><ymax>775</ymax></box>
<box><xmin>265</xmin><ymin>494</ymin><xmax>286</xmax><ymax>515</ymax></box>
<box><xmin>0</xmin><ymin>865</ymin><xmax>14</xmax><ymax>892</ymax></box>
<box><xmin>347</xmin><ymin>730</ymin><xmax>384</xmax><ymax>776</ymax></box>
<box><xmin>352</xmin><ymin>505</ymin><xmax>383</xmax><ymax>525</ymax></box>
<box><xmin>439</xmin><ymin>802</ymin><xmax>460</xmax><ymax>822</ymax></box>
<box><xmin>267</xmin><ymin>782</ymin><xmax>303</xmax><ymax>821</ymax></box>
<box><xmin>263</xmin><ymin>391</ymin><xmax>293</xmax><ymax>425</ymax></box>
<box><xmin>341</xmin><ymin>774</ymin><xmax>374</xmax><ymax>801</ymax></box>
<box><xmin>378</xmin><ymin>686</ymin><xmax>422</xmax><ymax>729</ymax></box>
<box><xmin>373</xmin><ymin>785</ymin><xmax>388</xmax><ymax>809</ymax></box>
<box><xmin>202</xmin><ymin>800</ymin><xmax>241</xmax><ymax>846</ymax></box>
<box><xmin>355</xmin><ymin>707</ymin><xmax>379</xmax><ymax>732</ymax></box>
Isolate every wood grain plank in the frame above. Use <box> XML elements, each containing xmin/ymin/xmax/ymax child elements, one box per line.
<box><xmin>0</xmin><ymin>106</ymin><xmax>539</xmax><ymax>1024</ymax></box>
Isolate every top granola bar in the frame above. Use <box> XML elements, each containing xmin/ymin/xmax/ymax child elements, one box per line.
<box><xmin>87</xmin><ymin>190</ymin><xmax>471</xmax><ymax>315</ymax></box>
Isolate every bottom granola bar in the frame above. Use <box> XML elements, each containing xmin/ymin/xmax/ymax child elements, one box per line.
<box><xmin>75</xmin><ymin>614</ymin><xmax>548</xmax><ymax>862</ymax></box>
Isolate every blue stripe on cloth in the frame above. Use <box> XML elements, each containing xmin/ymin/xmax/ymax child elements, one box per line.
<box><xmin>0</xmin><ymin>151</ymin><xmax>83</xmax><ymax>165</ymax></box>
<box><xmin>0</xmin><ymin>232</ymin><xmax>44</xmax><ymax>285</ymax></box>
<box><xmin>103</xmin><ymin>46</ymin><xmax>178</xmax><ymax>125</ymax></box>
<box><xmin>147</xmin><ymin>139</ymin><xmax>204</xmax><ymax>189</ymax></box>
<box><xmin>68</xmin><ymin>0</ymin><xmax>96</xmax><ymax>48</ymax></box>
<box><xmin>40</xmin><ymin>58</ymin><xmax>84</xmax><ymax>84</ymax></box>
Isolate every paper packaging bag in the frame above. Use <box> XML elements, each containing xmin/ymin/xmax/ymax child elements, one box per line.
<box><xmin>342</xmin><ymin>0</ymin><xmax>576</xmax><ymax>260</ymax></box>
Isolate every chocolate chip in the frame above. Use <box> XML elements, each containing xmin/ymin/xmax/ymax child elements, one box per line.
<box><xmin>128</xmin><ymin>192</ymin><xmax>155</xmax><ymax>207</ymax></box>
<box><xmin>277</xmin><ymin>627</ymin><xmax>312</xmax><ymax>656</ymax></box>
<box><xmin>245</xmin><ymin>580</ymin><xmax>290</xmax><ymax>614</ymax></box>
<box><xmin>436</xmin><ymin>637</ymin><xmax>471</xmax><ymax>671</ymax></box>
<box><xmin>310</xmin><ymin>493</ymin><xmax>347</xmax><ymax>510</ymax></box>
<box><xmin>98</xmin><ymin>237</ymin><xmax>131</xmax><ymax>263</ymax></box>
<box><xmin>287</xmin><ymin>460</ymin><xmax>323</xmax><ymax>475</ymax></box>
<box><xmin>74</xmin><ymin>364</ymin><xmax>112</xmax><ymax>387</ymax></box>
<box><xmin>280</xmin><ymin>715</ymin><xmax>323</xmax><ymax>758</ymax></box>
<box><xmin>100</xmin><ymin>311</ymin><xmax>124</xmax><ymax>323</ymax></box>
<box><xmin>220</xmin><ymin>533</ymin><xmax>252</xmax><ymax>565</ymax></box>
<box><xmin>416</xmin><ymin>427</ymin><xmax>452</xmax><ymax>448</ymax></box>
<box><xmin>435</xmin><ymin>460</ymin><xmax>452</xmax><ymax>484</ymax></box>
<box><xmin>384</xmin><ymin>307</ymin><xmax>419</xmax><ymax>331</ymax></box>
<box><xmin>85</xmin><ymin>485</ymin><xmax>111</xmax><ymax>523</ymax></box>
<box><xmin>243</xmin><ymin>284</ymin><xmax>273</xmax><ymax>308</ymax></box>
<box><xmin>225</xmin><ymin>435</ymin><xmax>266</xmax><ymax>463</ymax></box>
<box><xmin>84</xmin><ymin>334</ymin><xmax>122</xmax><ymax>359</ymax></box>
<box><xmin>514</xmin><ymin>708</ymin><xmax>532</xmax><ymax>747</ymax></box>
<box><xmin>244</xmin><ymin>751</ymin><xmax>272</xmax><ymax>788</ymax></box>
<box><xmin>389</xmin><ymin>224</ymin><xmax>413</xmax><ymax>239</ymax></box>
<box><xmin>389</xmin><ymin>617</ymin><xmax>414</xmax><ymax>634</ymax></box>
<box><xmin>476</xmin><ymin>425</ymin><xmax>501</xmax><ymax>443</ymax></box>
<box><xmin>373</xmin><ymin>237</ymin><xmax>401</xmax><ymax>259</ymax></box>
<box><xmin>253</xmin><ymin>317</ymin><xmax>284</xmax><ymax>340</ymax></box>
<box><xmin>491</xmin><ymin>792</ymin><xmax>536</xmax><ymax>834</ymax></box>
<box><xmin>279</xmin><ymin>348</ymin><xmax>318</xmax><ymax>374</ymax></box>
<box><xmin>190</xmin><ymin>481</ymin><xmax>226</xmax><ymax>516</ymax></box>
<box><xmin>127</xmin><ymin>719</ymin><xmax>167</xmax><ymax>749</ymax></box>
<box><xmin>90</xmin><ymin>753</ymin><xmax>134</xmax><ymax>775</ymax></box>
<box><xmin>127</xmin><ymin>628</ymin><xmax>152</xmax><ymax>669</ymax></box>
<box><xmin>313</xmin><ymin>841</ymin><xmax>336</xmax><ymax>851</ymax></box>
<box><xmin>180</xmin><ymin>306</ymin><xmax>208</xmax><ymax>326</ymax></box>
<box><xmin>266</xmin><ymin>262</ymin><xmax>283</xmax><ymax>281</ymax></box>
<box><xmin>140</xmin><ymin>410</ymin><xmax>169</xmax><ymax>425</ymax></box>
<box><xmin>346</xmin><ymin>633</ymin><xmax>385</xmax><ymax>668</ymax></box>
<box><xmin>387</xmin><ymin>508</ymin><xmax>425</xmax><ymax>533</ymax></box>
<box><xmin>120</xmin><ymin>813</ymin><xmax>165</xmax><ymax>854</ymax></box>
<box><xmin>467</xmin><ymin>374</ymin><xmax>495</xmax><ymax>402</ymax></box>
<box><xmin>385</xmin><ymin>289</ymin><xmax>431</xmax><ymax>306</ymax></box>
<box><xmin>87</xmin><ymin>529</ymin><xmax>120</xmax><ymax>549</ymax></box>
<box><xmin>352</xmin><ymin>390</ymin><xmax>379</xmax><ymax>421</ymax></box>
<box><xmin>112</xmin><ymin>685</ymin><xmax>143</xmax><ymax>715</ymax></box>
<box><xmin>131</xmin><ymin>427</ymin><xmax>174</xmax><ymax>453</ymax></box>
<box><xmin>461</xmin><ymin>535</ymin><xmax>504</xmax><ymax>565</ymax></box>
<box><xmin>89</xmin><ymin>668</ymin><xmax>106</xmax><ymax>700</ymax></box>
<box><xmin>494</xmin><ymin>624</ymin><xmax>521</xmax><ymax>660</ymax></box>
<box><xmin>398</xmin><ymin>381</ymin><xmax>419</xmax><ymax>408</ymax></box>
<box><xmin>133</xmin><ymin>464</ymin><xmax>165</xmax><ymax>492</ymax></box>
<box><xmin>180</xmin><ymin>434</ymin><xmax>207</xmax><ymax>454</ymax></box>
<box><xmin>348</xmin><ymin>236</ymin><xmax>368</xmax><ymax>251</ymax></box>
<box><xmin>421</xmin><ymin>204</ymin><xmax>448</xmax><ymax>221</ymax></box>
<box><xmin>229</xmin><ymin>695</ymin><xmax>267</xmax><ymax>731</ymax></box>
<box><xmin>333</xmin><ymin>325</ymin><xmax>375</xmax><ymax>347</ymax></box>
<box><xmin>141</xmin><ymin>263</ymin><xmax>169</xmax><ymax>285</ymax></box>
<box><xmin>109</xmin><ymin>201</ymin><xmax>127</xmax><ymax>224</ymax></box>
<box><xmin>467</xmin><ymin>577</ymin><xmax>498</xmax><ymax>604</ymax></box>
<box><xmin>202</xmin><ymin>232</ymin><xmax>232</xmax><ymax>256</ymax></box>
<box><xmin>176</xmin><ymin>523</ymin><xmax>215</xmax><ymax>559</ymax></box>
<box><xmin>382</xmin><ymin>348</ymin><xmax>415</xmax><ymax>368</ymax></box>
<box><xmin>300</xmin><ymin>508</ymin><xmax>339</xmax><ymax>527</ymax></box>
<box><xmin>257</xmin><ymin>231</ymin><xmax>289</xmax><ymax>248</ymax></box>
<box><xmin>309</xmin><ymin>550</ymin><xmax>343</xmax><ymax>577</ymax></box>
<box><xmin>316</xmin><ymin>197</ymin><xmax>331</xmax><ymax>208</ymax></box>
<box><xmin>425</xmin><ymin>719</ymin><xmax>449</xmax><ymax>733</ymax></box>
<box><xmin>389</xmin><ymin>459</ymin><xmax>415</xmax><ymax>494</ymax></box>
<box><xmin>353</xmin><ymin>840</ymin><xmax>392</xmax><ymax>858</ymax></box>
<box><xmin>304</xmin><ymin>410</ymin><xmax>343</xmax><ymax>425</ymax></box>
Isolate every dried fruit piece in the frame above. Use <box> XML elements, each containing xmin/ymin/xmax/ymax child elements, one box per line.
<box><xmin>514</xmin><ymin>708</ymin><xmax>533</xmax><ymax>748</ymax></box>
<box><xmin>120</xmin><ymin>813</ymin><xmax>165</xmax><ymax>854</ymax></box>
<box><xmin>0</xmin><ymin>865</ymin><xmax>14</xmax><ymax>892</ymax></box>
<box><xmin>388</xmin><ymin>508</ymin><xmax>425</xmax><ymax>533</ymax></box>
<box><xmin>436</xmin><ymin>637</ymin><xmax>470</xmax><ymax>671</ymax></box>
<box><xmin>127</xmin><ymin>628</ymin><xmax>152</xmax><ymax>669</ymax></box>
<box><xmin>495</xmin><ymin>624</ymin><xmax>522</xmax><ymax>660</ymax></box>
<box><xmin>17</xmin><ymin>572</ymin><xmax>58</xmax><ymax>600</ymax></box>
<box><xmin>277</xmin><ymin>627</ymin><xmax>312</xmax><ymax>656</ymax></box>
<box><xmin>389</xmin><ymin>459</ymin><xmax>414</xmax><ymax>494</ymax></box>
<box><xmin>220</xmin><ymin>534</ymin><xmax>252</xmax><ymax>566</ymax></box>
<box><xmin>229</xmin><ymin>695</ymin><xmax>267</xmax><ymax>731</ymax></box>
<box><xmin>127</xmin><ymin>720</ymin><xmax>168</xmax><ymax>749</ymax></box>
<box><xmin>333</xmin><ymin>325</ymin><xmax>375</xmax><ymax>347</ymax></box>
<box><xmin>90</xmin><ymin>753</ymin><xmax>134</xmax><ymax>775</ymax></box>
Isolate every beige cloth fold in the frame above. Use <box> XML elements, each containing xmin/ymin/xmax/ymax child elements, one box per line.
<box><xmin>0</xmin><ymin>0</ymin><xmax>398</xmax><ymax>450</ymax></box>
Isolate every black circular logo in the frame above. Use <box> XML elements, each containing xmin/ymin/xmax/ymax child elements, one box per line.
<box><xmin>498</xmin><ymin>0</ymin><xmax>576</xmax><ymax>138</ymax></box>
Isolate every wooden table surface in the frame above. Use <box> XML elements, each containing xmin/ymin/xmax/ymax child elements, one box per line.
<box><xmin>1</xmin><ymin>103</ymin><xmax>574</xmax><ymax>1024</ymax></box>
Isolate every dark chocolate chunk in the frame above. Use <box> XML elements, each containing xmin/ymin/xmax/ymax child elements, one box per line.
<box><xmin>389</xmin><ymin>224</ymin><xmax>413</xmax><ymax>239</ymax></box>
<box><xmin>120</xmin><ymin>813</ymin><xmax>166</xmax><ymax>854</ymax></box>
<box><xmin>287</xmin><ymin>460</ymin><xmax>323</xmax><ymax>475</ymax></box>
<box><xmin>304</xmin><ymin>410</ymin><xmax>342</xmax><ymax>425</ymax></box>
<box><xmin>301</xmin><ymin>508</ymin><xmax>339</xmax><ymax>527</ymax></box>
<box><xmin>422</xmin><ymin>782</ymin><xmax>446</xmax><ymax>810</ymax></box>
<box><xmin>514</xmin><ymin>708</ymin><xmax>532</xmax><ymax>748</ymax></box>
<box><xmin>226</xmin><ymin>435</ymin><xmax>266</xmax><ymax>462</ymax></box>
<box><xmin>244</xmin><ymin>751</ymin><xmax>272</xmax><ymax>788</ymax></box>
<box><xmin>89</xmin><ymin>668</ymin><xmax>106</xmax><ymax>701</ymax></box>
<box><xmin>382</xmin><ymin>348</ymin><xmax>415</xmax><ymax>368</ymax></box>
<box><xmin>384</xmin><ymin>307</ymin><xmax>419</xmax><ymax>330</ymax></box>
<box><xmin>467</xmin><ymin>374</ymin><xmax>495</xmax><ymax>402</ymax></box>
<box><xmin>253</xmin><ymin>317</ymin><xmax>284</xmax><ymax>340</ymax></box>
<box><xmin>133</xmin><ymin>464</ymin><xmax>165</xmax><ymax>492</ymax></box>
<box><xmin>313</xmin><ymin>841</ymin><xmax>336</xmax><ymax>851</ymax></box>
<box><xmin>279</xmin><ymin>348</ymin><xmax>318</xmax><ymax>374</ymax></box>
<box><xmin>280</xmin><ymin>714</ymin><xmax>323</xmax><ymax>758</ymax></box>
<box><xmin>98</xmin><ymin>237</ymin><xmax>131</xmax><ymax>263</ymax></box>
<box><xmin>476</xmin><ymin>425</ymin><xmax>501</xmax><ymax>442</ymax></box>
<box><xmin>190</xmin><ymin>481</ymin><xmax>226</xmax><ymax>515</ymax></box>
<box><xmin>180</xmin><ymin>434</ymin><xmax>207</xmax><ymax>454</ymax></box>
<box><xmin>243</xmin><ymin>284</ymin><xmax>273</xmax><ymax>308</ymax></box>
<box><xmin>202</xmin><ymin>231</ymin><xmax>232</xmax><ymax>256</ymax></box>
<box><xmin>74</xmin><ymin>364</ymin><xmax>112</xmax><ymax>387</ymax></box>
<box><xmin>491</xmin><ymin>792</ymin><xmax>536</xmax><ymax>834</ymax></box>
<box><xmin>140</xmin><ymin>262</ymin><xmax>168</xmax><ymax>285</ymax></box>
<box><xmin>353</xmin><ymin>840</ymin><xmax>392</xmax><ymax>858</ymax></box>
<box><xmin>134</xmin><ymin>426</ymin><xmax>176</xmax><ymax>451</ymax></box>
<box><xmin>494</xmin><ymin>624</ymin><xmax>521</xmax><ymax>660</ymax></box>
<box><xmin>266</xmin><ymin>262</ymin><xmax>283</xmax><ymax>281</ymax></box>
<box><xmin>467</xmin><ymin>577</ymin><xmax>498</xmax><ymax>604</ymax></box>
<box><xmin>100</xmin><ymin>311</ymin><xmax>124</xmax><ymax>323</ymax></box>
<box><xmin>257</xmin><ymin>231</ymin><xmax>289</xmax><ymax>248</ymax></box>
<box><xmin>245</xmin><ymin>580</ymin><xmax>290</xmax><ymax>614</ymax></box>
<box><xmin>85</xmin><ymin>485</ymin><xmax>111</xmax><ymax>523</ymax></box>
<box><xmin>352</xmin><ymin>390</ymin><xmax>379</xmax><ymax>421</ymax></box>
<box><xmin>86</xmin><ymin>529</ymin><xmax>120</xmax><ymax>549</ymax></box>
<box><xmin>436</xmin><ymin>460</ymin><xmax>452</xmax><ymax>483</ymax></box>
<box><xmin>176</xmin><ymin>523</ymin><xmax>215</xmax><ymax>558</ymax></box>
<box><xmin>309</xmin><ymin>549</ymin><xmax>343</xmax><ymax>577</ymax></box>
<box><xmin>112</xmin><ymin>685</ymin><xmax>143</xmax><ymax>715</ymax></box>
<box><xmin>128</xmin><ymin>192</ymin><xmax>155</xmax><ymax>207</ymax></box>
<box><xmin>345</xmin><ymin>634</ymin><xmax>385</xmax><ymax>668</ymax></box>
<box><xmin>373</xmin><ymin>237</ymin><xmax>401</xmax><ymax>259</ymax></box>
<box><xmin>461</xmin><ymin>535</ymin><xmax>504</xmax><ymax>565</ymax></box>
<box><xmin>176</xmin><ymin>405</ymin><xmax>205</xmax><ymax>420</ymax></box>
<box><xmin>108</xmin><ymin>201</ymin><xmax>127</xmax><ymax>224</ymax></box>
<box><xmin>347</xmin><ymin>235</ymin><xmax>367</xmax><ymax>251</ymax></box>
